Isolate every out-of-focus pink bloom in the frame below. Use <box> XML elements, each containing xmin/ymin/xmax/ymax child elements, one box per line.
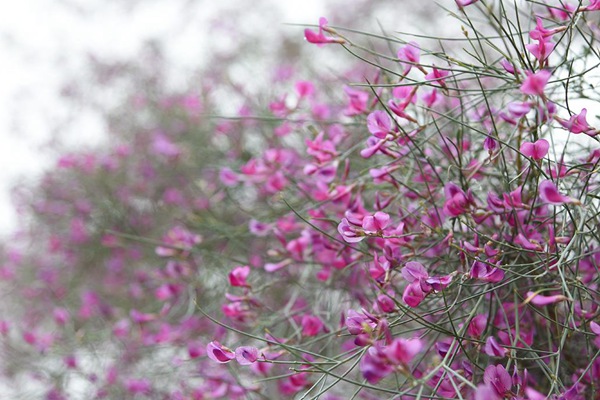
<box><xmin>530</xmin><ymin>17</ymin><xmax>564</xmax><ymax>41</ymax></box>
<box><xmin>345</xmin><ymin>309</ymin><xmax>377</xmax><ymax>335</ymax></box>
<box><xmin>206</xmin><ymin>341</ymin><xmax>235</xmax><ymax>363</ymax></box>
<box><xmin>360</xmin><ymin>346</ymin><xmax>393</xmax><ymax>384</ymax></box>
<box><xmin>538</xmin><ymin>180</ymin><xmax>580</xmax><ymax>205</ymax></box>
<box><xmin>425</xmin><ymin>65</ymin><xmax>450</xmax><ymax>86</ymax></box>
<box><xmin>581</xmin><ymin>0</ymin><xmax>600</xmax><ymax>11</ymax></box>
<box><xmin>235</xmin><ymin>346</ymin><xmax>259</xmax><ymax>365</ymax></box>
<box><xmin>547</xmin><ymin>3</ymin><xmax>576</xmax><ymax>20</ymax></box>
<box><xmin>474</xmin><ymin>383</ymin><xmax>502</xmax><ymax>400</ymax></box>
<box><xmin>524</xmin><ymin>291</ymin><xmax>568</xmax><ymax>306</ymax></box>
<box><xmin>229</xmin><ymin>265</ymin><xmax>251</xmax><ymax>287</ymax></box>
<box><xmin>366</xmin><ymin>111</ymin><xmax>392</xmax><ymax>139</ymax></box>
<box><xmin>526</xmin><ymin>41</ymin><xmax>554</xmax><ymax>64</ymax></box>
<box><xmin>125</xmin><ymin>378</ymin><xmax>152</xmax><ymax>395</ymax></box>
<box><xmin>304</xmin><ymin>17</ymin><xmax>344</xmax><ymax>46</ymax></box>
<box><xmin>403</xmin><ymin>281</ymin><xmax>426</xmax><ymax>307</ymax></box>
<box><xmin>155</xmin><ymin>226</ymin><xmax>202</xmax><ymax>257</ymax></box>
<box><xmin>520</xmin><ymin>139</ymin><xmax>549</xmax><ymax>160</ymax></box>
<box><xmin>401</xmin><ymin>261</ymin><xmax>429</xmax><ymax>283</ymax></box>
<box><xmin>294</xmin><ymin>81</ymin><xmax>315</xmax><ymax>98</ymax></box>
<box><xmin>343</xmin><ymin>87</ymin><xmax>369</xmax><ymax>116</ymax></box>
<box><xmin>443</xmin><ymin>182</ymin><xmax>472</xmax><ymax>217</ymax></box>
<box><xmin>219</xmin><ymin>168</ymin><xmax>240</xmax><ymax>187</ymax></box>
<box><xmin>152</xmin><ymin>133</ymin><xmax>182</xmax><ymax>158</ymax></box>
<box><xmin>468</xmin><ymin>314</ymin><xmax>488</xmax><ymax>338</ymax></box>
<box><xmin>470</xmin><ymin>261</ymin><xmax>505</xmax><ymax>283</ymax></box>
<box><xmin>301</xmin><ymin>315</ymin><xmax>324</xmax><ymax>336</ymax></box>
<box><xmin>557</xmin><ymin>108</ymin><xmax>598</xmax><ymax>135</ymax></box>
<box><xmin>387</xmin><ymin>338</ymin><xmax>422</xmax><ymax>365</ymax></box>
<box><xmin>456</xmin><ymin>0</ymin><xmax>479</xmax><ymax>7</ymax></box>
<box><xmin>520</xmin><ymin>70</ymin><xmax>551</xmax><ymax>96</ymax></box>
<box><xmin>500</xmin><ymin>59</ymin><xmax>515</xmax><ymax>74</ymax></box>
<box><xmin>397</xmin><ymin>42</ymin><xmax>421</xmax><ymax>73</ymax></box>
<box><xmin>248</xmin><ymin>219</ymin><xmax>272</xmax><ymax>237</ymax></box>
<box><xmin>484</xmin><ymin>336</ymin><xmax>507</xmax><ymax>357</ymax></box>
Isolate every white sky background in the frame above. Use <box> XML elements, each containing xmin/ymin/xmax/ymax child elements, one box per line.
<box><xmin>0</xmin><ymin>0</ymin><xmax>330</xmax><ymax>237</ymax></box>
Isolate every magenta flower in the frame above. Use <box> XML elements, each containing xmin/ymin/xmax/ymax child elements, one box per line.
<box><xmin>424</xmin><ymin>65</ymin><xmax>450</xmax><ymax>86</ymax></box>
<box><xmin>294</xmin><ymin>80</ymin><xmax>315</xmax><ymax>98</ymax></box>
<box><xmin>443</xmin><ymin>182</ymin><xmax>472</xmax><ymax>217</ymax></box>
<box><xmin>301</xmin><ymin>315</ymin><xmax>324</xmax><ymax>336</ymax></box>
<box><xmin>360</xmin><ymin>346</ymin><xmax>393</xmax><ymax>384</ymax></box>
<box><xmin>386</xmin><ymin>338</ymin><xmax>423</xmax><ymax>365</ymax></box>
<box><xmin>484</xmin><ymin>336</ymin><xmax>507</xmax><ymax>357</ymax></box>
<box><xmin>520</xmin><ymin>139</ymin><xmax>549</xmax><ymax>160</ymax></box>
<box><xmin>524</xmin><ymin>291</ymin><xmax>568</xmax><ymax>306</ymax></box>
<box><xmin>337</xmin><ymin>217</ymin><xmax>364</xmax><ymax>243</ymax></box>
<box><xmin>470</xmin><ymin>261</ymin><xmax>505</xmax><ymax>283</ymax></box>
<box><xmin>304</xmin><ymin>17</ymin><xmax>344</xmax><ymax>46</ymax></box>
<box><xmin>468</xmin><ymin>314</ymin><xmax>488</xmax><ymax>338</ymax></box>
<box><xmin>401</xmin><ymin>261</ymin><xmax>429</xmax><ymax>282</ymax></box>
<box><xmin>538</xmin><ymin>180</ymin><xmax>580</xmax><ymax>205</ymax></box>
<box><xmin>235</xmin><ymin>346</ymin><xmax>260</xmax><ymax>365</ymax></box>
<box><xmin>125</xmin><ymin>378</ymin><xmax>152</xmax><ymax>395</ymax></box>
<box><xmin>500</xmin><ymin>59</ymin><xmax>515</xmax><ymax>74</ymax></box>
<box><xmin>526</xmin><ymin>39</ymin><xmax>555</xmax><ymax>63</ymax></box>
<box><xmin>228</xmin><ymin>265</ymin><xmax>251</xmax><ymax>287</ymax></box>
<box><xmin>581</xmin><ymin>0</ymin><xmax>600</xmax><ymax>11</ymax></box>
<box><xmin>483</xmin><ymin>364</ymin><xmax>512</xmax><ymax>397</ymax></box>
<box><xmin>402</xmin><ymin>281</ymin><xmax>426</xmax><ymax>307</ymax></box>
<box><xmin>520</xmin><ymin>70</ymin><xmax>551</xmax><ymax>96</ymax></box>
<box><xmin>397</xmin><ymin>41</ymin><xmax>421</xmax><ymax>73</ymax></box>
<box><xmin>557</xmin><ymin>108</ymin><xmax>597</xmax><ymax>135</ymax></box>
<box><xmin>367</xmin><ymin>111</ymin><xmax>393</xmax><ymax>139</ymax></box>
<box><xmin>362</xmin><ymin>211</ymin><xmax>390</xmax><ymax>234</ymax></box>
<box><xmin>343</xmin><ymin>86</ymin><xmax>369</xmax><ymax>116</ymax></box>
<box><xmin>206</xmin><ymin>341</ymin><xmax>235</xmax><ymax>363</ymax></box>
<box><xmin>456</xmin><ymin>0</ymin><xmax>479</xmax><ymax>7</ymax></box>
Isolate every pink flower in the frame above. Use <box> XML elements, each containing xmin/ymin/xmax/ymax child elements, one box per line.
<box><xmin>581</xmin><ymin>0</ymin><xmax>600</xmax><ymax>11</ymax></box>
<box><xmin>235</xmin><ymin>346</ymin><xmax>259</xmax><ymax>365</ymax></box>
<box><xmin>403</xmin><ymin>281</ymin><xmax>427</xmax><ymax>307</ymax></box>
<box><xmin>456</xmin><ymin>0</ymin><xmax>479</xmax><ymax>7</ymax></box>
<box><xmin>468</xmin><ymin>314</ymin><xmax>488</xmax><ymax>338</ymax></box>
<box><xmin>526</xmin><ymin>40</ymin><xmax>555</xmax><ymax>62</ymax></box>
<box><xmin>483</xmin><ymin>364</ymin><xmax>512</xmax><ymax>397</ymax></box>
<box><xmin>361</xmin><ymin>211</ymin><xmax>390</xmax><ymax>234</ymax></box>
<box><xmin>125</xmin><ymin>378</ymin><xmax>152</xmax><ymax>395</ymax></box>
<box><xmin>301</xmin><ymin>315</ymin><xmax>324</xmax><ymax>336</ymax></box>
<box><xmin>470</xmin><ymin>261</ymin><xmax>505</xmax><ymax>283</ymax></box>
<box><xmin>424</xmin><ymin>65</ymin><xmax>450</xmax><ymax>86</ymax></box>
<box><xmin>360</xmin><ymin>346</ymin><xmax>393</xmax><ymax>384</ymax></box>
<box><xmin>206</xmin><ymin>341</ymin><xmax>235</xmax><ymax>363</ymax></box>
<box><xmin>443</xmin><ymin>182</ymin><xmax>472</xmax><ymax>217</ymax></box>
<box><xmin>366</xmin><ymin>111</ymin><xmax>392</xmax><ymax>139</ymax></box>
<box><xmin>520</xmin><ymin>139</ymin><xmax>549</xmax><ymax>160</ymax></box>
<box><xmin>484</xmin><ymin>336</ymin><xmax>507</xmax><ymax>357</ymax></box>
<box><xmin>343</xmin><ymin>87</ymin><xmax>369</xmax><ymax>116</ymax></box>
<box><xmin>294</xmin><ymin>81</ymin><xmax>315</xmax><ymax>98</ymax></box>
<box><xmin>557</xmin><ymin>108</ymin><xmax>597</xmax><ymax>135</ymax></box>
<box><xmin>397</xmin><ymin>41</ymin><xmax>421</xmax><ymax>73</ymax></box>
<box><xmin>524</xmin><ymin>291</ymin><xmax>568</xmax><ymax>306</ymax></box>
<box><xmin>538</xmin><ymin>180</ymin><xmax>580</xmax><ymax>205</ymax></box>
<box><xmin>387</xmin><ymin>338</ymin><xmax>423</xmax><ymax>365</ymax></box>
<box><xmin>228</xmin><ymin>265</ymin><xmax>251</xmax><ymax>287</ymax></box>
<box><xmin>520</xmin><ymin>70</ymin><xmax>551</xmax><ymax>96</ymax></box>
<box><xmin>304</xmin><ymin>17</ymin><xmax>344</xmax><ymax>46</ymax></box>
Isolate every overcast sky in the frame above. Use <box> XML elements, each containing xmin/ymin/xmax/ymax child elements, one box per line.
<box><xmin>0</xmin><ymin>0</ymin><xmax>328</xmax><ymax>237</ymax></box>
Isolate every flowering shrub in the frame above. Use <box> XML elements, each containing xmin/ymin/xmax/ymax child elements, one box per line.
<box><xmin>1</xmin><ymin>0</ymin><xmax>600</xmax><ymax>399</ymax></box>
